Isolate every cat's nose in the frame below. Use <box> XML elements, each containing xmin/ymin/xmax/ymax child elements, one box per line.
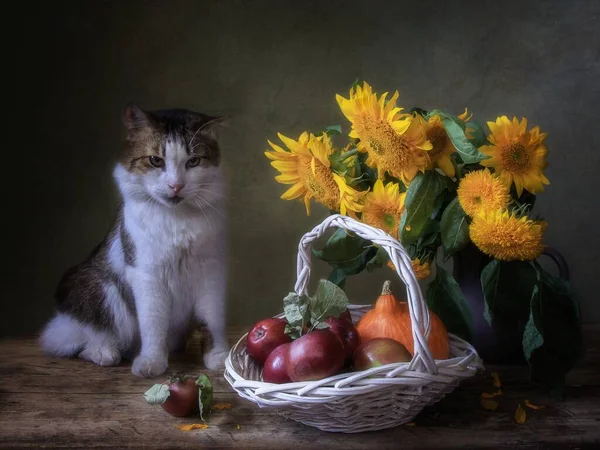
<box><xmin>168</xmin><ymin>183</ymin><xmax>185</xmax><ymax>195</ymax></box>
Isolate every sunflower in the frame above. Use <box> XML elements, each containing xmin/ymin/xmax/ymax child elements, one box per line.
<box><xmin>361</xmin><ymin>179</ymin><xmax>406</xmax><ymax>238</ymax></box>
<box><xmin>265</xmin><ymin>132</ymin><xmax>365</xmax><ymax>216</ymax></box>
<box><xmin>457</xmin><ymin>169</ymin><xmax>511</xmax><ymax>217</ymax></box>
<box><xmin>480</xmin><ymin>116</ymin><xmax>550</xmax><ymax>196</ymax></box>
<box><xmin>469</xmin><ymin>210</ymin><xmax>546</xmax><ymax>261</ymax></box>
<box><xmin>387</xmin><ymin>258</ymin><xmax>432</xmax><ymax>281</ymax></box>
<box><xmin>336</xmin><ymin>82</ymin><xmax>432</xmax><ymax>184</ymax></box>
<box><xmin>425</xmin><ymin>114</ymin><xmax>456</xmax><ymax>177</ymax></box>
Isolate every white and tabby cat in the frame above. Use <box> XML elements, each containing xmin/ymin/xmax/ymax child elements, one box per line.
<box><xmin>40</xmin><ymin>105</ymin><xmax>229</xmax><ymax>378</ymax></box>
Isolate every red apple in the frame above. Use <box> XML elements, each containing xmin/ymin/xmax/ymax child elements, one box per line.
<box><xmin>324</xmin><ymin>316</ymin><xmax>361</xmax><ymax>360</ymax></box>
<box><xmin>340</xmin><ymin>309</ymin><xmax>353</xmax><ymax>324</ymax></box>
<box><xmin>262</xmin><ymin>343</ymin><xmax>292</xmax><ymax>383</ymax></box>
<box><xmin>246</xmin><ymin>317</ymin><xmax>292</xmax><ymax>364</ymax></box>
<box><xmin>286</xmin><ymin>329</ymin><xmax>346</xmax><ymax>382</ymax></box>
<box><xmin>353</xmin><ymin>338</ymin><xmax>412</xmax><ymax>371</ymax></box>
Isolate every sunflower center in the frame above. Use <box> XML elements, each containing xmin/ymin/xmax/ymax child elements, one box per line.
<box><xmin>383</xmin><ymin>213</ymin><xmax>396</xmax><ymax>229</ymax></box>
<box><xmin>362</xmin><ymin>201</ymin><xmax>403</xmax><ymax>239</ymax></box>
<box><xmin>502</xmin><ymin>141</ymin><xmax>530</xmax><ymax>173</ymax></box>
<box><xmin>427</xmin><ymin>125</ymin><xmax>448</xmax><ymax>157</ymax></box>
<box><xmin>354</xmin><ymin>115</ymin><xmax>425</xmax><ymax>182</ymax></box>
<box><xmin>297</xmin><ymin>157</ymin><xmax>339</xmax><ymax>210</ymax></box>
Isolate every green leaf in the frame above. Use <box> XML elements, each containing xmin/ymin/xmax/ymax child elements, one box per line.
<box><xmin>441</xmin><ymin>115</ymin><xmax>488</xmax><ymax>164</ymax></box>
<box><xmin>283</xmin><ymin>292</ymin><xmax>310</xmax><ymax>338</ymax></box>
<box><xmin>480</xmin><ymin>260</ymin><xmax>537</xmax><ymax>326</ymax></box>
<box><xmin>143</xmin><ymin>384</ymin><xmax>170</xmax><ymax>405</ymax></box>
<box><xmin>465</xmin><ymin>120</ymin><xmax>489</xmax><ymax>148</ymax></box>
<box><xmin>324</xmin><ymin>125</ymin><xmax>342</xmax><ymax>136</ymax></box>
<box><xmin>440</xmin><ymin>197</ymin><xmax>470</xmax><ymax>259</ymax></box>
<box><xmin>400</xmin><ymin>172</ymin><xmax>444</xmax><ymax>245</ymax></box>
<box><xmin>426</xmin><ymin>266</ymin><xmax>474</xmax><ymax>341</ymax></box>
<box><xmin>195</xmin><ymin>375</ymin><xmax>213</xmax><ymax>420</ymax></box>
<box><xmin>417</xmin><ymin>219</ymin><xmax>441</xmax><ymax>248</ymax></box>
<box><xmin>327</xmin><ymin>267</ymin><xmax>347</xmax><ymax>290</ymax></box>
<box><xmin>366</xmin><ymin>247</ymin><xmax>390</xmax><ymax>272</ymax></box>
<box><xmin>523</xmin><ymin>266</ymin><xmax>582</xmax><ymax>395</ymax></box>
<box><xmin>309</xmin><ymin>279</ymin><xmax>349</xmax><ymax>328</ymax></box>
<box><xmin>313</xmin><ymin>229</ymin><xmax>370</xmax><ymax>270</ymax></box>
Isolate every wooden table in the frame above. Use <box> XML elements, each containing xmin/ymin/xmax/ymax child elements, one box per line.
<box><xmin>1</xmin><ymin>326</ymin><xmax>599</xmax><ymax>449</ymax></box>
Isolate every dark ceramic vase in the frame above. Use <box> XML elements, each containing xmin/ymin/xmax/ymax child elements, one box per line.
<box><xmin>452</xmin><ymin>244</ymin><xmax>569</xmax><ymax>364</ymax></box>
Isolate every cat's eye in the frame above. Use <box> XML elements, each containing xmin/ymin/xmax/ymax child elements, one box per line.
<box><xmin>149</xmin><ymin>156</ymin><xmax>165</xmax><ymax>168</ymax></box>
<box><xmin>187</xmin><ymin>156</ymin><xmax>202</xmax><ymax>168</ymax></box>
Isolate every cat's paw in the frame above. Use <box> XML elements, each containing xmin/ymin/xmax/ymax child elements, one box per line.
<box><xmin>132</xmin><ymin>355</ymin><xmax>168</xmax><ymax>378</ymax></box>
<box><xmin>79</xmin><ymin>346</ymin><xmax>121</xmax><ymax>367</ymax></box>
<box><xmin>203</xmin><ymin>347</ymin><xmax>229</xmax><ymax>370</ymax></box>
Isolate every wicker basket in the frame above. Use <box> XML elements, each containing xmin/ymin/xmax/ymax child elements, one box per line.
<box><xmin>224</xmin><ymin>214</ymin><xmax>483</xmax><ymax>433</ymax></box>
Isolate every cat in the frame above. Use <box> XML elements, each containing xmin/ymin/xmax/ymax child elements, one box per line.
<box><xmin>40</xmin><ymin>105</ymin><xmax>229</xmax><ymax>378</ymax></box>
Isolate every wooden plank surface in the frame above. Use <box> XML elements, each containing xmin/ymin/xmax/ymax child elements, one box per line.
<box><xmin>1</xmin><ymin>326</ymin><xmax>599</xmax><ymax>449</ymax></box>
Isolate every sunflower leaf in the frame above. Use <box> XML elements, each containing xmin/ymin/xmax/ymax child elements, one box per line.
<box><xmin>465</xmin><ymin>120</ymin><xmax>489</xmax><ymax>148</ymax></box>
<box><xmin>400</xmin><ymin>172</ymin><xmax>444</xmax><ymax>245</ymax></box>
<box><xmin>441</xmin><ymin>115</ymin><xmax>488</xmax><ymax>164</ymax></box>
<box><xmin>440</xmin><ymin>197</ymin><xmax>470</xmax><ymax>260</ymax></box>
<box><xmin>426</xmin><ymin>266</ymin><xmax>474</xmax><ymax>341</ymax></box>
<box><xmin>524</xmin><ymin>265</ymin><xmax>582</xmax><ymax>396</ymax></box>
<box><xmin>324</xmin><ymin>125</ymin><xmax>342</xmax><ymax>136</ymax></box>
<box><xmin>283</xmin><ymin>292</ymin><xmax>310</xmax><ymax>338</ymax></box>
<box><xmin>309</xmin><ymin>279</ymin><xmax>350</xmax><ymax>327</ymax></box>
<box><xmin>366</xmin><ymin>247</ymin><xmax>390</xmax><ymax>272</ymax></box>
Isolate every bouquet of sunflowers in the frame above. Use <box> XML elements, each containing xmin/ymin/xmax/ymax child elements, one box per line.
<box><xmin>265</xmin><ymin>81</ymin><xmax>581</xmax><ymax>394</ymax></box>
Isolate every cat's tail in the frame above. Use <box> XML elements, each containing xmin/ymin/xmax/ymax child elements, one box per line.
<box><xmin>39</xmin><ymin>313</ymin><xmax>87</xmax><ymax>357</ymax></box>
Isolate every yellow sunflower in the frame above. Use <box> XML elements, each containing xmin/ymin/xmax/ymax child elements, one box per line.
<box><xmin>469</xmin><ymin>210</ymin><xmax>546</xmax><ymax>261</ymax></box>
<box><xmin>361</xmin><ymin>179</ymin><xmax>406</xmax><ymax>238</ymax></box>
<box><xmin>387</xmin><ymin>258</ymin><xmax>432</xmax><ymax>281</ymax></box>
<box><xmin>425</xmin><ymin>114</ymin><xmax>456</xmax><ymax>177</ymax></box>
<box><xmin>336</xmin><ymin>82</ymin><xmax>432</xmax><ymax>184</ymax></box>
<box><xmin>457</xmin><ymin>169</ymin><xmax>511</xmax><ymax>217</ymax></box>
<box><xmin>480</xmin><ymin>116</ymin><xmax>550</xmax><ymax>196</ymax></box>
<box><xmin>265</xmin><ymin>132</ymin><xmax>365</xmax><ymax>216</ymax></box>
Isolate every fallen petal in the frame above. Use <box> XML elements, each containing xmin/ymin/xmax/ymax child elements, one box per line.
<box><xmin>491</xmin><ymin>372</ymin><xmax>502</xmax><ymax>389</ymax></box>
<box><xmin>524</xmin><ymin>399</ymin><xmax>546</xmax><ymax>410</ymax></box>
<box><xmin>481</xmin><ymin>389</ymin><xmax>503</xmax><ymax>399</ymax></box>
<box><xmin>480</xmin><ymin>399</ymin><xmax>499</xmax><ymax>411</ymax></box>
<box><xmin>212</xmin><ymin>403</ymin><xmax>233</xmax><ymax>410</ymax></box>
<box><xmin>515</xmin><ymin>404</ymin><xmax>527</xmax><ymax>424</ymax></box>
<box><xmin>176</xmin><ymin>424</ymin><xmax>209</xmax><ymax>431</ymax></box>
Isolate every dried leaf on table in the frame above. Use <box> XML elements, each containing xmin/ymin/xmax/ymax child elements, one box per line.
<box><xmin>405</xmin><ymin>422</ymin><xmax>416</xmax><ymax>426</ymax></box>
<box><xmin>236</xmin><ymin>424</ymin><xmax>242</xmax><ymax>430</ymax></box>
<box><xmin>212</xmin><ymin>403</ymin><xmax>232</xmax><ymax>410</ymax></box>
<box><xmin>176</xmin><ymin>423</ymin><xmax>209</xmax><ymax>431</ymax></box>
<box><xmin>524</xmin><ymin>399</ymin><xmax>546</xmax><ymax>410</ymax></box>
<box><xmin>491</xmin><ymin>372</ymin><xmax>502</xmax><ymax>389</ymax></box>
<box><xmin>515</xmin><ymin>404</ymin><xmax>527</xmax><ymax>424</ymax></box>
<box><xmin>481</xmin><ymin>389</ymin><xmax>503</xmax><ymax>399</ymax></box>
<box><xmin>480</xmin><ymin>398</ymin><xmax>499</xmax><ymax>411</ymax></box>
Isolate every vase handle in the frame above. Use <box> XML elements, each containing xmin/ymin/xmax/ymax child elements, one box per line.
<box><xmin>541</xmin><ymin>247</ymin><xmax>570</xmax><ymax>281</ymax></box>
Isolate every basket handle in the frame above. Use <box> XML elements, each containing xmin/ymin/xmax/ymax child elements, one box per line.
<box><xmin>294</xmin><ymin>214</ymin><xmax>437</xmax><ymax>374</ymax></box>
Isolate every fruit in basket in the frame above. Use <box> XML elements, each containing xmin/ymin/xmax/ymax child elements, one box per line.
<box><xmin>143</xmin><ymin>374</ymin><xmax>213</xmax><ymax>418</ymax></box>
<box><xmin>246</xmin><ymin>317</ymin><xmax>292</xmax><ymax>364</ymax></box>
<box><xmin>324</xmin><ymin>315</ymin><xmax>360</xmax><ymax>360</ymax></box>
<box><xmin>286</xmin><ymin>329</ymin><xmax>346</xmax><ymax>382</ymax></box>
<box><xmin>262</xmin><ymin>343</ymin><xmax>292</xmax><ymax>383</ymax></box>
<box><xmin>353</xmin><ymin>338</ymin><xmax>412</xmax><ymax>371</ymax></box>
<box><xmin>356</xmin><ymin>281</ymin><xmax>450</xmax><ymax>359</ymax></box>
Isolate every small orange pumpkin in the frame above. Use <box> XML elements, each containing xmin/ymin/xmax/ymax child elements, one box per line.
<box><xmin>356</xmin><ymin>280</ymin><xmax>450</xmax><ymax>359</ymax></box>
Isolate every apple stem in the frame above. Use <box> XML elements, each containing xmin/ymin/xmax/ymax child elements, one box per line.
<box><xmin>382</xmin><ymin>281</ymin><xmax>392</xmax><ymax>295</ymax></box>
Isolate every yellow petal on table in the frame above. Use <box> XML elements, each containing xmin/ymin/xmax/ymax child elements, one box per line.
<box><xmin>515</xmin><ymin>404</ymin><xmax>527</xmax><ymax>424</ymax></box>
<box><xmin>236</xmin><ymin>424</ymin><xmax>242</xmax><ymax>430</ymax></box>
<box><xmin>176</xmin><ymin>424</ymin><xmax>209</xmax><ymax>431</ymax></box>
<box><xmin>480</xmin><ymin>398</ymin><xmax>499</xmax><ymax>411</ymax></box>
<box><xmin>524</xmin><ymin>399</ymin><xmax>546</xmax><ymax>410</ymax></box>
<box><xmin>481</xmin><ymin>389</ymin><xmax>503</xmax><ymax>398</ymax></box>
<box><xmin>405</xmin><ymin>422</ymin><xmax>416</xmax><ymax>427</ymax></box>
<box><xmin>491</xmin><ymin>372</ymin><xmax>502</xmax><ymax>388</ymax></box>
<box><xmin>212</xmin><ymin>403</ymin><xmax>233</xmax><ymax>410</ymax></box>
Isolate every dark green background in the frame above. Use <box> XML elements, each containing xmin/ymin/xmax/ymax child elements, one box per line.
<box><xmin>6</xmin><ymin>0</ymin><xmax>599</xmax><ymax>337</ymax></box>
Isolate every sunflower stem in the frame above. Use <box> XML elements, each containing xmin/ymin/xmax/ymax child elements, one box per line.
<box><xmin>340</xmin><ymin>149</ymin><xmax>359</xmax><ymax>161</ymax></box>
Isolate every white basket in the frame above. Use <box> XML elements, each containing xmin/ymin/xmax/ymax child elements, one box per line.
<box><xmin>224</xmin><ymin>214</ymin><xmax>483</xmax><ymax>433</ymax></box>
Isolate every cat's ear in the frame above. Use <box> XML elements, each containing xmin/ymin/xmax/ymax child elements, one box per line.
<box><xmin>194</xmin><ymin>115</ymin><xmax>227</xmax><ymax>141</ymax></box>
<box><xmin>123</xmin><ymin>104</ymin><xmax>152</xmax><ymax>131</ymax></box>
